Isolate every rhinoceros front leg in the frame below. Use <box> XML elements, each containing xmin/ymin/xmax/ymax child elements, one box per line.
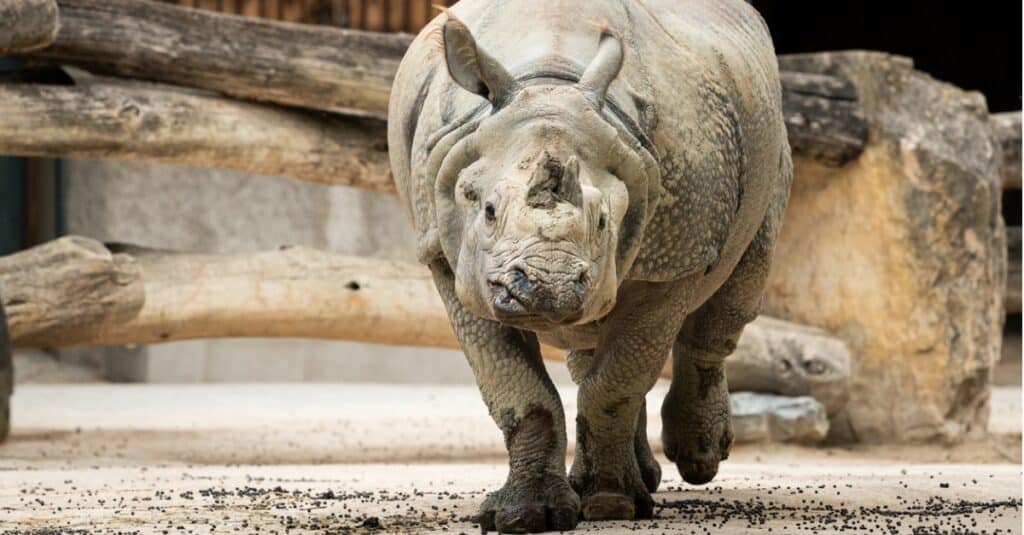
<box><xmin>429</xmin><ymin>260</ymin><xmax>579</xmax><ymax>533</ymax></box>
<box><xmin>570</xmin><ymin>281</ymin><xmax>689</xmax><ymax>521</ymax></box>
<box><xmin>566</xmin><ymin>351</ymin><xmax>661</xmax><ymax>496</ymax></box>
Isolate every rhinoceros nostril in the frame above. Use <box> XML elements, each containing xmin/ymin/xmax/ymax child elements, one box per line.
<box><xmin>507</xmin><ymin>268</ymin><xmax>531</xmax><ymax>295</ymax></box>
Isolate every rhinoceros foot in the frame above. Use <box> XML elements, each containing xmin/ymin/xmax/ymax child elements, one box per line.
<box><xmin>569</xmin><ymin>449</ymin><xmax>654</xmax><ymax>521</ymax></box>
<box><xmin>662</xmin><ymin>361</ymin><xmax>735</xmax><ymax>485</ymax></box>
<box><xmin>476</xmin><ymin>471</ymin><xmax>579</xmax><ymax>533</ymax></box>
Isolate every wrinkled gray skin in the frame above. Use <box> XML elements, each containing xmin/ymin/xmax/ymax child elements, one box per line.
<box><xmin>388</xmin><ymin>0</ymin><xmax>791</xmax><ymax>531</ymax></box>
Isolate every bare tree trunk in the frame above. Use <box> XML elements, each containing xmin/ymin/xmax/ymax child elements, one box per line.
<box><xmin>0</xmin><ymin>0</ymin><xmax>59</xmax><ymax>54</ymax></box>
<box><xmin>0</xmin><ymin>81</ymin><xmax>393</xmax><ymax>192</ymax></box>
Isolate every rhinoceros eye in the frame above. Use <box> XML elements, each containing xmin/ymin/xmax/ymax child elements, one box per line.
<box><xmin>598</xmin><ymin>214</ymin><xmax>606</xmax><ymax>231</ymax></box>
<box><xmin>484</xmin><ymin>202</ymin><xmax>496</xmax><ymax>223</ymax></box>
<box><xmin>461</xmin><ymin>182</ymin><xmax>478</xmax><ymax>202</ymax></box>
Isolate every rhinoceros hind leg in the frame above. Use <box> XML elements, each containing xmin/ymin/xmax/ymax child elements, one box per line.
<box><xmin>661</xmin><ymin>352</ymin><xmax>734</xmax><ymax>485</ymax></box>
<box><xmin>662</xmin><ymin>180</ymin><xmax>787</xmax><ymax>485</ymax></box>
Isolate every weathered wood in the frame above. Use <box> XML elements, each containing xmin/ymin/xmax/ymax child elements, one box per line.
<box><xmin>0</xmin><ymin>236</ymin><xmax>144</xmax><ymax>348</ymax></box>
<box><xmin>992</xmin><ymin>112</ymin><xmax>1021</xmax><ymax>189</ymax></box>
<box><xmin>0</xmin><ymin>0</ymin><xmax>59</xmax><ymax>54</ymax></box>
<box><xmin>25</xmin><ymin>0</ymin><xmax>411</xmax><ymax>116</ymax></box>
<box><xmin>0</xmin><ymin>81</ymin><xmax>394</xmax><ymax>192</ymax></box>
<box><xmin>5</xmin><ymin>239</ymin><xmax>455</xmax><ymax>350</ymax></box>
<box><xmin>16</xmin><ymin>0</ymin><xmax>868</xmax><ymax>167</ymax></box>
<box><xmin>2</xmin><ymin>237</ymin><xmax>852</xmax><ymax>413</ymax></box>
<box><xmin>780</xmin><ymin>71</ymin><xmax>868</xmax><ymax>167</ymax></box>
<box><xmin>1008</xmin><ymin>226</ymin><xmax>1021</xmax><ymax>314</ymax></box>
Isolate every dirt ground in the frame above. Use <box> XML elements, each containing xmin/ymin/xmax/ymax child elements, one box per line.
<box><xmin>1</xmin><ymin>384</ymin><xmax>1020</xmax><ymax>534</ymax></box>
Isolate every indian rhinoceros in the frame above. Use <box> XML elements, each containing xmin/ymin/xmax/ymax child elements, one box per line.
<box><xmin>387</xmin><ymin>0</ymin><xmax>792</xmax><ymax>531</ymax></box>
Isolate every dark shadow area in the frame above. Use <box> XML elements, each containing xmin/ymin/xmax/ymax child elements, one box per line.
<box><xmin>752</xmin><ymin>1</ymin><xmax>1022</xmax><ymax>113</ymax></box>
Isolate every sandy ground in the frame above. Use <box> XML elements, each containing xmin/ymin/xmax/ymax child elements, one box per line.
<box><xmin>1</xmin><ymin>383</ymin><xmax>1021</xmax><ymax>534</ymax></box>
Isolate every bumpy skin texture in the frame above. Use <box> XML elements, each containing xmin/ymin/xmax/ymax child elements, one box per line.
<box><xmin>388</xmin><ymin>0</ymin><xmax>791</xmax><ymax>531</ymax></box>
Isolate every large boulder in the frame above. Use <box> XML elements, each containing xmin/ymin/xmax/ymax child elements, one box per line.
<box><xmin>767</xmin><ymin>52</ymin><xmax>1006</xmax><ymax>442</ymax></box>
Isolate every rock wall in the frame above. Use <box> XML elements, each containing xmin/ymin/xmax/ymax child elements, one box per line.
<box><xmin>766</xmin><ymin>52</ymin><xmax>1006</xmax><ymax>442</ymax></box>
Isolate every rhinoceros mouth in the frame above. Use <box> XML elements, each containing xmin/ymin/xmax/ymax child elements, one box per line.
<box><xmin>487</xmin><ymin>279</ymin><xmax>585</xmax><ymax>327</ymax></box>
<box><xmin>488</xmin><ymin>279</ymin><xmax>530</xmax><ymax>317</ymax></box>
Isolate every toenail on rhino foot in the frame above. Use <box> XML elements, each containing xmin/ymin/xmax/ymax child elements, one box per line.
<box><xmin>581</xmin><ymin>491</ymin><xmax>636</xmax><ymax>521</ymax></box>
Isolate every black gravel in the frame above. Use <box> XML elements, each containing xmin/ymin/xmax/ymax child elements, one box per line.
<box><xmin>2</xmin><ymin>474</ymin><xmax>1020</xmax><ymax>534</ymax></box>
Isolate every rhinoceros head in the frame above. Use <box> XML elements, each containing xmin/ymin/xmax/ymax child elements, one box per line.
<box><xmin>433</xmin><ymin>15</ymin><xmax>659</xmax><ymax>327</ymax></box>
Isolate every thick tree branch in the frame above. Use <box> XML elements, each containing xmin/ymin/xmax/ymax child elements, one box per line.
<box><xmin>0</xmin><ymin>80</ymin><xmax>393</xmax><ymax>192</ymax></box>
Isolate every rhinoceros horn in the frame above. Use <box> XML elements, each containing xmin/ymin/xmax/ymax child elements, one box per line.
<box><xmin>442</xmin><ymin>14</ymin><xmax>521</xmax><ymax>108</ymax></box>
<box><xmin>526</xmin><ymin>151</ymin><xmax>584</xmax><ymax>209</ymax></box>
<box><xmin>576</xmin><ymin>31</ymin><xmax>624</xmax><ymax>111</ymax></box>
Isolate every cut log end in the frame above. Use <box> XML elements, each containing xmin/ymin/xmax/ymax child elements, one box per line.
<box><xmin>0</xmin><ymin>0</ymin><xmax>60</xmax><ymax>54</ymax></box>
<box><xmin>781</xmin><ymin>71</ymin><xmax>869</xmax><ymax>167</ymax></box>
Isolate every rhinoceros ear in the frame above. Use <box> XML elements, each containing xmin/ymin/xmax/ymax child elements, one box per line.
<box><xmin>442</xmin><ymin>14</ymin><xmax>520</xmax><ymax>108</ymax></box>
<box><xmin>577</xmin><ymin>31</ymin><xmax>623</xmax><ymax>111</ymax></box>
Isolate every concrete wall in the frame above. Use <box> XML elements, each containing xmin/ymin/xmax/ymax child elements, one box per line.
<box><xmin>63</xmin><ymin>158</ymin><xmax>573</xmax><ymax>384</ymax></box>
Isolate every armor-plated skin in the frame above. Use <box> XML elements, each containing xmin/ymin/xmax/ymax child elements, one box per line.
<box><xmin>388</xmin><ymin>0</ymin><xmax>791</xmax><ymax>532</ymax></box>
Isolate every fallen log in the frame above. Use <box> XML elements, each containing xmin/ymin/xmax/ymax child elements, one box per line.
<box><xmin>24</xmin><ymin>0</ymin><xmax>409</xmax><ymax>116</ymax></box>
<box><xmin>0</xmin><ymin>0</ymin><xmax>59</xmax><ymax>54</ymax></box>
<box><xmin>0</xmin><ymin>80</ymin><xmax>393</xmax><ymax>192</ymax></box>
<box><xmin>993</xmin><ymin>112</ymin><xmax>1022</xmax><ymax>189</ymax></box>
<box><xmin>14</xmin><ymin>0</ymin><xmax>869</xmax><ymax>166</ymax></box>
<box><xmin>3</xmin><ymin>237</ymin><xmax>453</xmax><ymax>350</ymax></box>
<box><xmin>1</xmin><ymin>237</ymin><xmax>852</xmax><ymax>410</ymax></box>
